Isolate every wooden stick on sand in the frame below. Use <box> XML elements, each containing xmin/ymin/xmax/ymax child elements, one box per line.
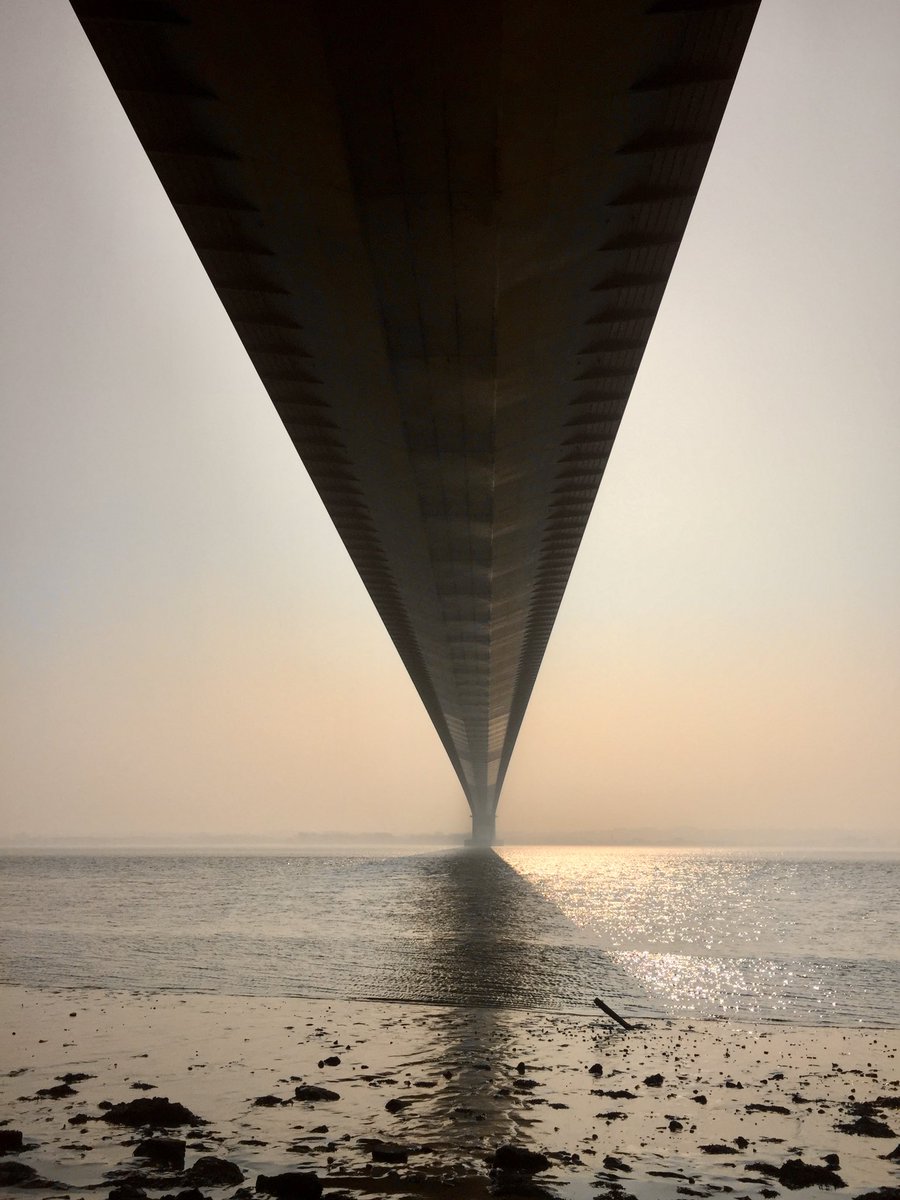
<box><xmin>593</xmin><ymin>997</ymin><xmax>634</xmax><ymax>1031</ymax></box>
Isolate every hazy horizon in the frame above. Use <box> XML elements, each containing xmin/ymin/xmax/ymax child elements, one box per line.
<box><xmin>3</xmin><ymin>1</ymin><xmax>899</xmax><ymax>845</ymax></box>
<box><xmin>2</xmin><ymin>825</ymin><xmax>897</xmax><ymax>853</ymax></box>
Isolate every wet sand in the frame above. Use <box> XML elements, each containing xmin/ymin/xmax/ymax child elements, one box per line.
<box><xmin>1</xmin><ymin>985</ymin><xmax>898</xmax><ymax>1199</ymax></box>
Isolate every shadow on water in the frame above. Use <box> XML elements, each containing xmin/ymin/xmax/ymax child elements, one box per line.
<box><xmin>0</xmin><ymin>847</ymin><xmax>654</xmax><ymax>1017</ymax></box>
<box><xmin>354</xmin><ymin>850</ymin><xmax>644</xmax><ymax>1181</ymax></box>
<box><xmin>365</xmin><ymin>847</ymin><xmax>648</xmax><ymax>1014</ymax></box>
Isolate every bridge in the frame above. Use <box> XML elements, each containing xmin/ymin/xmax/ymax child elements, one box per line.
<box><xmin>71</xmin><ymin>0</ymin><xmax>758</xmax><ymax>844</ymax></box>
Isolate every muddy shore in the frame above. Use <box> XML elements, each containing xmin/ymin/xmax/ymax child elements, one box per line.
<box><xmin>1</xmin><ymin>986</ymin><xmax>898</xmax><ymax>1199</ymax></box>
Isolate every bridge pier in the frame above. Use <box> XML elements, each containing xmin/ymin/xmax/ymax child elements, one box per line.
<box><xmin>469</xmin><ymin>808</ymin><xmax>496</xmax><ymax>847</ymax></box>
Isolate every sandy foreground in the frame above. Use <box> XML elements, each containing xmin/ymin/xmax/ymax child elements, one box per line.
<box><xmin>0</xmin><ymin>986</ymin><xmax>897</xmax><ymax>1200</ymax></box>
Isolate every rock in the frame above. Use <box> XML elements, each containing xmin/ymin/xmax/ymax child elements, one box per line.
<box><xmin>104</xmin><ymin>1168</ymin><xmax>182</xmax><ymax>1191</ymax></box>
<box><xmin>603</xmin><ymin>1154</ymin><xmax>631</xmax><ymax>1171</ymax></box>
<box><xmin>370</xmin><ymin>1141</ymin><xmax>409</xmax><ymax>1163</ymax></box>
<box><xmin>0</xmin><ymin>1130</ymin><xmax>23</xmax><ymax>1154</ymax></box>
<box><xmin>550</xmin><ymin>1151</ymin><xmax>580</xmax><ymax>1165</ymax></box>
<box><xmin>744</xmin><ymin>1162</ymin><xmax>780</xmax><ymax>1179</ymax></box>
<box><xmin>881</xmin><ymin>1143</ymin><xmax>900</xmax><ymax>1160</ymax></box>
<box><xmin>492</xmin><ymin>1145</ymin><xmax>551</xmax><ymax>1174</ymax></box>
<box><xmin>823</xmin><ymin>1153</ymin><xmax>840</xmax><ymax>1167</ymax></box>
<box><xmin>256</xmin><ymin>1171</ymin><xmax>323</xmax><ymax>1198</ymax></box>
<box><xmin>735</xmin><ymin>1136</ymin><xmax>750</xmax><ymax>1149</ymax></box>
<box><xmin>668</xmin><ymin>1120</ymin><xmax>683</xmax><ymax>1132</ymax></box>
<box><xmin>134</xmin><ymin>1137</ymin><xmax>186</xmax><ymax>1169</ymax></box>
<box><xmin>644</xmin><ymin>1074</ymin><xmax>664</xmax><ymax>1087</ymax></box>
<box><xmin>385</xmin><ymin>1097</ymin><xmax>412</xmax><ymax>1113</ymax></box>
<box><xmin>517</xmin><ymin>1062</ymin><xmax>527</xmax><ymax>1074</ymax></box>
<box><xmin>36</xmin><ymin>1082</ymin><xmax>77</xmax><ymax>1098</ymax></box>
<box><xmin>107</xmin><ymin>1185</ymin><xmax>148</xmax><ymax>1200</ymax></box>
<box><xmin>293</xmin><ymin>1085</ymin><xmax>340</xmax><ymax>1103</ymax></box>
<box><xmin>253</xmin><ymin>1095</ymin><xmax>284</xmax><ymax>1107</ymax></box>
<box><xmin>699</xmin><ymin>1144</ymin><xmax>737</xmax><ymax>1154</ymax></box>
<box><xmin>58</xmin><ymin>1072</ymin><xmax>94</xmax><ymax>1084</ymax></box>
<box><xmin>490</xmin><ymin>1177</ymin><xmax>557</xmax><ymax>1199</ymax></box>
<box><xmin>777</xmin><ymin>1157</ymin><xmax>845</xmax><ymax>1189</ymax></box>
<box><xmin>69</xmin><ymin>1113</ymin><xmax>91</xmax><ymax>1125</ymax></box>
<box><xmin>320</xmin><ymin>1056</ymin><xmax>341</xmax><ymax>1067</ymax></box>
<box><xmin>837</xmin><ymin>1114</ymin><xmax>896</xmax><ymax>1138</ymax></box>
<box><xmin>0</xmin><ymin>1160</ymin><xmax>38</xmax><ymax>1186</ymax></box>
<box><xmin>691</xmin><ymin>1094</ymin><xmax>707</xmax><ymax>1104</ymax></box>
<box><xmin>102</xmin><ymin>1097</ymin><xmax>202</xmax><ymax>1127</ymax></box>
<box><xmin>588</xmin><ymin>1063</ymin><xmax>604</xmax><ymax>1076</ymax></box>
<box><xmin>853</xmin><ymin>1189</ymin><xmax>900</xmax><ymax>1200</ymax></box>
<box><xmin>746</xmin><ymin>1103</ymin><xmax>791</xmax><ymax>1115</ymax></box>
<box><xmin>846</xmin><ymin>1097</ymin><xmax>900</xmax><ymax>1117</ymax></box>
<box><xmin>185</xmin><ymin>1155</ymin><xmax>244</xmax><ymax>1186</ymax></box>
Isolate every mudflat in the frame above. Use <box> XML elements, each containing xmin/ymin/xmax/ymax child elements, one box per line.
<box><xmin>1</xmin><ymin>986</ymin><xmax>898</xmax><ymax>1198</ymax></box>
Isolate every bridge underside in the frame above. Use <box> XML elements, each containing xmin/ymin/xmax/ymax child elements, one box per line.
<box><xmin>72</xmin><ymin>0</ymin><xmax>757</xmax><ymax>840</ymax></box>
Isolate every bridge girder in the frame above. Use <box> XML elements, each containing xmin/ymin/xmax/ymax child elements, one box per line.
<box><xmin>71</xmin><ymin>0</ymin><xmax>758</xmax><ymax>840</ymax></box>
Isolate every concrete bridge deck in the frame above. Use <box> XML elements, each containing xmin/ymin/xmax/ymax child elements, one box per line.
<box><xmin>71</xmin><ymin>0</ymin><xmax>758</xmax><ymax>842</ymax></box>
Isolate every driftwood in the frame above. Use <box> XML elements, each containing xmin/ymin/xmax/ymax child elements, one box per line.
<box><xmin>593</xmin><ymin>997</ymin><xmax>633</xmax><ymax>1031</ymax></box>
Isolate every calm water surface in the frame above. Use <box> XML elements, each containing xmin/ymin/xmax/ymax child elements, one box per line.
<box><xmin>0</xmin><ymin>846</ymin><xmax>897</xmax><ymax>1026</ymax></box>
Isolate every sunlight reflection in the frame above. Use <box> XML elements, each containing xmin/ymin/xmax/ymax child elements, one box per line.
<box><xmin>498</xmin><ymin>845</ymin><xmax>898</xmax><ymax>1023</ymax></box>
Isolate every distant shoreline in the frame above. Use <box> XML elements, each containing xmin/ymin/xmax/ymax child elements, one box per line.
<box><xmin>2</xmin><ymin>833</ymin><xmax>898</xmax><ymax>852</ymax></box>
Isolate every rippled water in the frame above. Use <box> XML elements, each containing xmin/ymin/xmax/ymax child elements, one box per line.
<box><xmin>500</xmin><ymin>846</ymin><xmax>900</xmax><ymax>1026</ymax></box>
<box><xmin>0</xmin><ymin>846</ymin><xmax>897</xmax><ymax>1026</ymax></box>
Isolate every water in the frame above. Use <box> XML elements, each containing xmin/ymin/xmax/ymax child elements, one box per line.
<box><xmin>502</xmin><ymin>845</ymin><xmax>900</xmax><ymax>1026</ymax></box>
<box><xmin>0</xmin><ymin>845</ymin><xmax>897</xmax><ymax>1026</ymax></box>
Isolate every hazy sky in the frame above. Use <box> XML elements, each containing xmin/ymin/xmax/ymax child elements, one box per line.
<box><xmin>2</xmin><ymin>1</ymin><xmax>899</xmax><ymax>843</ymax></box>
